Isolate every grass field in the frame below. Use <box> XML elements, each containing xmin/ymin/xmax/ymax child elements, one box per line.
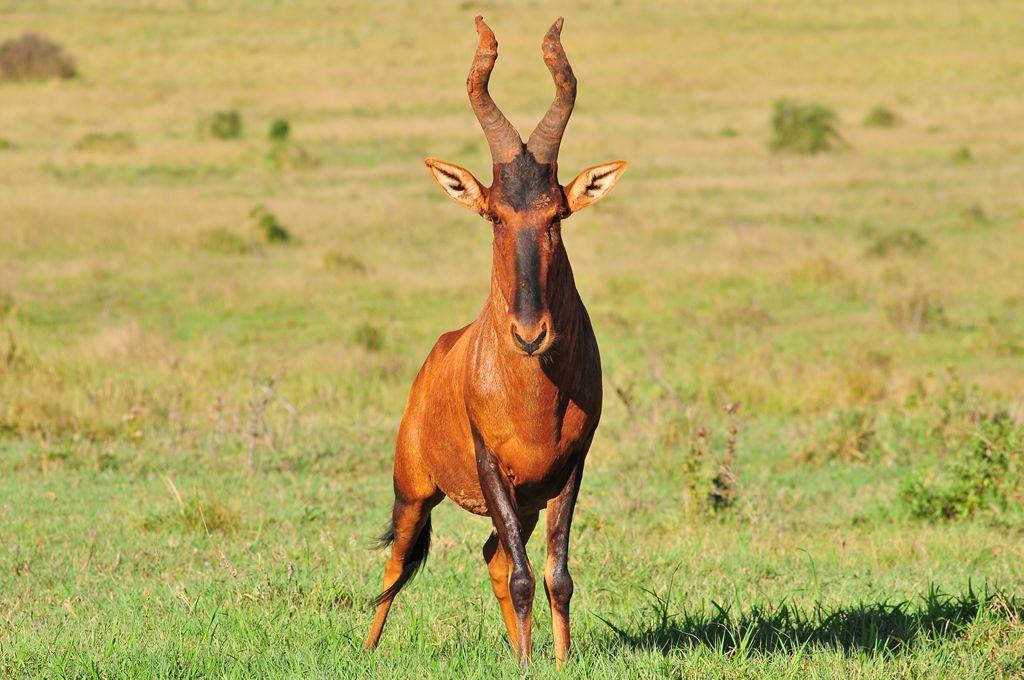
<box><xmin>2</xmin><ymin>1</ymin><xmax>1024</xmax><ymax>677</ymax></box>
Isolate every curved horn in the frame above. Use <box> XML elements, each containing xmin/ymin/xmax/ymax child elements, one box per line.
<box><xmin>467</xmin><ymin>16</ymin><xmax>522</xmax><ymax>164</ymax></box>
<box><xmin>526</xmin><ymin>17</ymin><xmax>577</xmax><ymax>164</ymax></box>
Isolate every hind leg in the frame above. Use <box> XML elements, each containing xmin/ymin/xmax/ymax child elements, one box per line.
<box><xmin>482</xmin><ymin>512</ymin><xmax>538</xmax><ymax>653</ymax></box>
<box><xmin>364</xmin><ymin>466</ymin><xmax>442</xmax><ymax>651</ymax></box>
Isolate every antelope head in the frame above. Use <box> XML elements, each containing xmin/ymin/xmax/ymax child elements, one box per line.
<box><xmin>425</xmin><ymin>17</ymin><xmax>627</xmax><ymax>357</ymax></box>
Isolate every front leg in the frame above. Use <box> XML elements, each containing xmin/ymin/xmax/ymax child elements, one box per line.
<box><xmin>544</xmin><ymin>442</ymin><xmax>590</xmax><ymax>667</ymax></box>
<box><xmin>474</xmin><ymin>429</ymin><xmax>534</xmax><ymax>666</ymax></box>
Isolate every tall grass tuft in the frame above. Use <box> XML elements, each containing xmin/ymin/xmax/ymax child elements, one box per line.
<box><xmin>770</xmin><ymin>99</ymin><xmax>844</xmax><ymax>154</ymax></box>
<box><xmin>249</xmin><ymin>205</ymin><xmax>291</xmax><ymax>243</ymax></box>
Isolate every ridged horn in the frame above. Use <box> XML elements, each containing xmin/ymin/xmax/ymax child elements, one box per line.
<box><xmin>467</xmin><ymin>16</ymin><xmax>523</xmax><ymax>164</ymax></box>
<box><xmin>526</xmin><ymin>17</ymin><xmax>576</xmax><ymax>164</ymax></box>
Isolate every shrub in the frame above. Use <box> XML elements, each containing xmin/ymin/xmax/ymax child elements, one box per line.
<box><xmin>0</xmin><ymin>138</ymin><xmax>15</xmax><ymax>151</ymax></box>
<box><xmin>866</xmin><ymin>229</ymin><xmax>929</xmax><ymax>258</ymax></box>
<box><xmin>863</xmin><ymin>105</ymin><xmax>900</xmax><ymax>128</ymax></box>
<box><xmin>769</xmin><ymin>99</ymin><xmax>844</xmax><ymax>154</ymax></box>
<box><xmin>249</xmin><ymin>205</ymin><xmax>291</xmax><ymax>243</ymax></box>
<box><xmin>202</xmin><ymin>110</ymin><xmax>243</xmax><ymax>140</ymax></box>
<box><xmin>0</xmin><ymin>33</ymin><xmax>76</xmax><ymax>82</ymax></box>
<box><xmin>268</xmin><ymin>118</ymin><xmax>290</xmax><ymax>142</ymax></box>
<box><xmin>901</xmin><ymin>415</ymin><xmax>1024</xmax><ymax>522</ymax></box>
<box><xmin>72</xmin><ymin>131</ymin><xmax>136</xmax><ymax>153</ymax></box>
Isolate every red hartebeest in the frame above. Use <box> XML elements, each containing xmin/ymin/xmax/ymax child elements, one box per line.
<box><xmin>364</xmin><ymin>16</ymin><xmax>627</xmax><ymax>666</ymax></box>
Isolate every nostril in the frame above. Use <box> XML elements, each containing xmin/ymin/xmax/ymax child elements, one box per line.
<box><xmin>511</xmin><ymin>324</ymin><xmax>547</xmax><ymax>355</ymax></box>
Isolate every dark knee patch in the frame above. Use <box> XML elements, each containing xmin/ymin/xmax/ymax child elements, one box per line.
<box><xmin>509</xmin><ymin>570</ymin><xmax>535</xmax><ymax>609</ymax></box>
<box><xmin>548</xmin><ymin>568</ymin><xmax>573</xmax><ymax>607</ymax></box>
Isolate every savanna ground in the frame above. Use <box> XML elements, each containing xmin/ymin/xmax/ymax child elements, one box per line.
<box><xmin>2</xmin><ymin>1</ymin><xmax>1024</xmax><ymax>677</ymax></box>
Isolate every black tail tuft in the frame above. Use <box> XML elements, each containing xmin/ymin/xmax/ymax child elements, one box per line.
<box><xmin>374</xmin><ymin>523</ymin><xmax>396</xmax><ymax>551</ymax></box>
<box><xmin>371</xmin><ymin>515</ymin><xmax>432</xmax><ymax>608</ymax></box>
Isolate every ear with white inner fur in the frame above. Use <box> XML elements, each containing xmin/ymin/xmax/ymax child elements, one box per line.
<box><xmin>564</xmin><ymin>160</ymin><xmax>628</xmax><ymax>213</ymax></box>
<box><xmin>424</xmin><ymin>158</ymin><xmax>488</xmax><ymax>216</ymax></box>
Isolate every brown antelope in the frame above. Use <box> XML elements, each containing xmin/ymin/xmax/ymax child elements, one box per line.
<box><xmin>364</xmin><ymin>16</ymin><xmax>627</xmax><ymax>666</ymax></box>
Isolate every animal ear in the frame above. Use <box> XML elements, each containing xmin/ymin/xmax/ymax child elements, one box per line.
<box><xmin>424</xmin><ymin>158</ymin><xmax>489</xmax><ymax>216</ymax></box>
<box><xmin>564</xmin><ymin>161</ymin><xmax>628</xmax><ymax>213</ymax></box>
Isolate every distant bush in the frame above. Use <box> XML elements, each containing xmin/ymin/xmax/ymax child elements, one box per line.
<box><xmin>718</xmin><ymin>126</ymin><xmax>739</xmax><ymax>138</ymax></box>
<box><xmin>268</xmin><ymin>118</ymin><xmax>290</xmax><ymax>142</ymax></box>
<box><xmin>201</xmin><ymin>110</ymin><xmax>243</xmax><ymax>140</ymax></box>
<box><xmin>866</xmin><ymin>229</ymin><xmax>929</xmax><ymax>258</ymax></box>
<box><xmin>769</xmin><ymin>99</ymin><xmax>844</xmax><ymax>154</ymax></box>
<box><xmin>0</xmin><ymin>138</ymin><xmax>15</xmax><ymax>151</ymax></box>
<box><xmin>72</xmin><ymin>131</ymin><xmax>136</xmax><ymax>153</ymax></box>
<box><xmin>0</xmin><ymin>33</ymin><xmax>76</xmax><ymax>82</ymax></box>
<box><xmin>863</xmin><ymin>105</ymin><xmax>900</xmax><ymax>128</ymax></box>
<box><xmin>249</xmin><ymin>205</ymin><xmax>290</xmax><ymax>243</ymax></box>
<box><xmin>901</xmin><ymin>415</ymin><xmax>1024</xmax><ymax>522</ymax></box>
<box><xmin>352</xmin><ymin>322</ymin><xmax>384</xmax><ymax>352</ymax></box>
<box><xmin>322</xmin><ymin>250</ymin><xmax>366</xmax><ymax>274</ymax></box>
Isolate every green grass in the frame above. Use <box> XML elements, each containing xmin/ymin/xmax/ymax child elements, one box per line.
<box><xmin>2</xmin><ymin>0</ymin><xmax>1024</xmax><ymax>677</ymax></box>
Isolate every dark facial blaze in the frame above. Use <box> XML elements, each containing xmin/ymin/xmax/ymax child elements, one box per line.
<box><xmin>513</xmin><ymin>228</ymin><xmax>543</xmax><ymax>327</ymax></box>
<box><xmin>488</xmin><ymin>148</ymin><xmax>567</xmax><ymax>355</ymax></box>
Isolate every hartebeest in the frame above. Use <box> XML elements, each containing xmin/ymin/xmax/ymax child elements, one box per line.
<box><xmin>364</xmin><ymin>16</ymin><xmax>627</xmax><ymax>666</ymax></box>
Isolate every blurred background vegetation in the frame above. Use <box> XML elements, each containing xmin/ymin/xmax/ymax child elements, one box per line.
<box><xmin>0</xmin><ymin>1</ymin><xmax>1022</xmax><ymax>677</ymax></box>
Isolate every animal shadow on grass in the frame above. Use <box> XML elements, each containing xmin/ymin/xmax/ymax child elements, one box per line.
<box><xmin>598</xmin><ymin>582</ymin><xmax>1019</xmax><ymax>656</ymax></box>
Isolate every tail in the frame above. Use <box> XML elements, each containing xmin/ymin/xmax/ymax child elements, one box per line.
<box><xmin>371</xmin><ymin>515</ymin><xmax>432</xmax><ymax>607</ymax></box>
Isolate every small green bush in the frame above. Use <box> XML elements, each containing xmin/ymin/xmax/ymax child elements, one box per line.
<box><xmin>769</xmin><ymin>99</ymin><xmax>844</xmax><ymax>154</ymax></box>
<box><xmin>202</xmin><ymin>110</ymin><xmax>243</xmax><ymax>140</ymax></box>
<box><xmin>0</xmin><ymin>33</ymin><xmax>76</xmax><ymax>82</ymax></box>
<box><xmin>863</xmin><ymin>105</ymin><xmax>900</xmax><ymax>128</ymax></box>
<box><xmin>901</xmin><ymin>416</ymin><xmax>1024</xmax><ymax>522</ymax></box>
<box><xmin>72</xmin><ymin>131</ymin><xmax>136</xmax><ymax>153</ymax></box>
<box><xmin>268</xmin><ymin>118</ymin><xmax>291</xmax><ymax>142</ymax></box>
<box><xmin>249</xmin><ymin>205</ymin><xmax>290</xmax><ymax>243</ymax></box>
<box><xmin>0</xmin><ymin>138</ymin><xmax>15</xmax><ymax>151</ymax></box>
